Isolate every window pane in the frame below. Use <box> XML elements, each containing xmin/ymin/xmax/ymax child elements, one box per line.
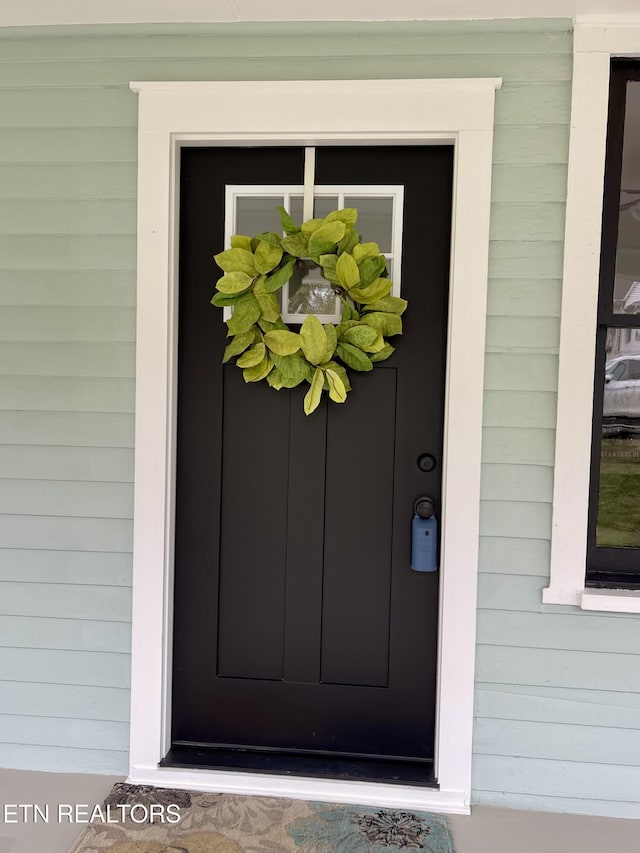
<box><xmin>287</xmin><ymin>259</ymin><xmax>337</xmax><ymax>316</ymax></box>
<box><xmin>236</xmin><ymin>196</ymin><xmax>284</xmax><ymax>236</ymax></box>
<box><xmin>613</xmin><ymin>81</ymin><xmax>640</xmax><ymax>313</ymax></box>
<box><xmin>597</xmin><ymin>326</ymin><xmax>640</xmax><ymax>547</ymax></box>
<box><xmin>344</xmin><ymin>196</ymin><xmax>394</xmax><ymax>252</ymax></box>
<box><xmin>288</xmin><ymin>195</ymin><xmax>339</xmax><ymax>223</ymax></box>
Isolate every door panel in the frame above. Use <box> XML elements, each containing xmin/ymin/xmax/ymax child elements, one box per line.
<box><xmin>171</xmin><ymin>145</ymin><xmax>453</xmax><ymax>766</ymax></box>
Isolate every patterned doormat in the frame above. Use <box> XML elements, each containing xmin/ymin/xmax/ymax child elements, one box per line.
<box><xmin>69</xmin><ymin>783</ymin><xmax>456</xmax><ymax>852</ymax></box>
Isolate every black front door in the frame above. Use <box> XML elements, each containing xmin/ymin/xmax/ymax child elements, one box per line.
<box><xmin>169</xmin><ymin>145</ymin><xmax>453</xmax><ymax>780</ymax></box>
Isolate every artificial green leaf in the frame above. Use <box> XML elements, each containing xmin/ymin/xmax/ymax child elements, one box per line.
<box><xmin>243</xmin><ymin>354</ymin><xmax>273</xmax><ymax>383</ymax></box>
<box><xmin>362</xmin><ymin>295</ymin><xmax>408</xmax><ymax>315</ymax></box>
<box><xmin>254</xmin><ymin>239</ymin><xmax>284</xmax><ymax>274</ymax></box>
<box><xmin>323</xmin><ymin>323</ymin><xmax>337</xmax><ymax>362</ymax></box>
<box><xmin>336</xmin><ymin>252</ymin><xmax>360</xmax><ymax>290</ymax></box>
<box><xmin>353</xmin><ymin>241</ymin><xmax>381</xmax><ymax>263</ymax></box>
<box><xmin>271</xmin><ymin>353</ymin><xmax>311</xmax><ymax>387</ymax></box>
<box><xmin>277</xmin><ymin>206</ymin><xmax>300</xmax><ymax>236</ymax></box>
<box><xmin>230</xmin><ymin>235</ymin><xmax>253</xmax><ymax>251</ymax></box>
<box><xmin>281</xmin><ymin>232</ymin><xmax>309</xmax><ymax>257</ymax></box>
<box><xmin>341</xmin><ymin>324</ymin><xmax>379</xmax><ymax>350</ymax></box>
<box><xmin>264</xmin><ymin>329</ymin><xmax>302</xmax><ymax>356</ymax></box>
<box><xmin>318</xmin><ymin>254</ymin><xmax>340</xmax><ymax>285</ymax></box>
<box><xmin>211</xmin><ymin>291</ymin><xmax>243</xmax><ymax>307</ymax></box>
<box><xmin>339</xmin><ymin>300</ymin><xmax>359</xmax><ymax>322</ymax></box>
<box><xmin>361</xmin><ymin>311</ymin><xmax>403</xmax><ymax>336</ymax></box>
<box><xmin>370</xmin><ymin>342</ymin><xmax>395</xmax><ymax>362</ymax></box>
<box><xmin>350</xmin><ymin>277</ymin><xmax>392</xmax><ymax>304</ymax></box>
<box><xmin>215</xmin><ymin>270</ymin><xmax>253</xmax><ymax>295</ymax></box>
<box><xmin>266</xmin><ymin>369</ymin><xmax>285</xmax><ymax>389</ymax></box>
<box><xmin>304</xmin><ymin>367</ymin><xmax>324</xmax><ymax>415</ymax></box>
<box><xmin>358</xmin><ymin>255</ymin><xmax>387</xmax><ymax>287</ymax></box>
<box><xmin>255</xmin><ymin>231</ymin><xmax>282</xmax><ymax>247</ymax></box>
<box><xmin>237</xmin><ymin>341</ymin><xmax>266</xmax><ymax>368</ymax></box>
<box><xmin>322</xmin><ymin>360</ymin><xmax>351</xmax><ymax>391</ymax></box>
<box><xmin>259</xmin><ymin>317</ymin><xmax>288</xmax><ymax>333</ymax></box>
<box><xmin>300</xmin><ymin>315</ymin><xmax>328</xmax><ymax>365</ymax></box>
<box><xmin>336</xmin><ymin>342</ymin><xmax>373</xmax><ymax>372</ymax></box>
<box><xmin>336</xmin><ymin>319</ymin><xmax>360</xmax><ymax>338</ymax></box>
<box><xmin>214</xmin><ymin>247</ymin><xmax>256</xmax><ymax>276</ymax></box>
<box><xmin>325</xmin><ymin>368</ymin><xmax>347</xmax><ymax>403</ymax></box>
<box><xmin>222</xmin><ymin>330</ymin><xmax>255</xmax><ymax>363</ymax></box>
<box><xmin>255</xmin><ymin>290</ymin><xmax>280</xmax><ymax>322</ymax></box>
<box><xmin>264</xmin><ymin>256</ymin><xmax>296</xmax><ymax>293</ymax></box>
<box><xmin>301</xmin><ymin>218</ymin><xmax>325</xmax><ymax>234</ymax></box>
<box><xmin>227</xmin><ymin>292</ymin><xmax>261</xmax><ymax>335</ymax></box>
<box><xmin>337</xmin><ymin>227</ymin><xmax>360</xmax><ymax>255</ymax></box>
<box><xmin>308</xmin><ymin>221</ymin><xmax>346</xmax><ymax>256</ymax></box>
<box><xmin>324</xmin><ymin>208</ymin><xmax>358</xmax><ymax>230</ymax></box>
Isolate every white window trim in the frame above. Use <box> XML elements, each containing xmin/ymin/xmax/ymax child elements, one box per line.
<box><xmin>128</xmin><ymin>78</ymin><xmax>500</xmax><ymax>815</ymax></box>
<box><xmin>546</xmin><ymin>17</ymin><xmax>640</xmax><ymax>614</ymax></box>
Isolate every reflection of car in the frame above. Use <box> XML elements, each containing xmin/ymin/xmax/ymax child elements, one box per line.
<box><xmin>603</xmin><ymin>355</ymin><xmax>640</xmax><ymax>434</ymax></box>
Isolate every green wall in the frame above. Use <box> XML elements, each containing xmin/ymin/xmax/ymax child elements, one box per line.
<box><xmin>0</xmin><ymin>18</ymin><xmax>637</xmax><ymax>818</ymax></box>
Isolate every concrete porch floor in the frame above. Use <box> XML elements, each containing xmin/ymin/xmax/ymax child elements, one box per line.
<box><xmin>0</xmin><ymin>769</ymin><xmax>638</xmax><ymax>853</ymax></box>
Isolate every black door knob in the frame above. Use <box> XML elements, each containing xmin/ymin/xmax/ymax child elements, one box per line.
<box><xmin>414</xmin><ymin>496</ymin><xmax>435</xmax><ymax>519</ymax></box>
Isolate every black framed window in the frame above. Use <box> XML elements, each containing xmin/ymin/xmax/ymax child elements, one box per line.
<box><xmin>588</xmin><ymin>60</ymin><xmax>640</xmax><ymax>589</ymax></box>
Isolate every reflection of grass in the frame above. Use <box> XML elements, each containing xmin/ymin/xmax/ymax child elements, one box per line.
<box><xmin>597</xmin><ymin>438</ymin><xmax>640</xmax><ymax>547</ymax></box>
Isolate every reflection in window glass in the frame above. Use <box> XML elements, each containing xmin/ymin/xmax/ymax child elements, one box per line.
<box><xmin>612</xmin><ymin>81</ymin><xmax>640</xmax><ymax>314</ymax></box>
<box><xmin>287</xmin><ymin>259</ymin><xmax>337</xmax><ymax>316</ymax></box>
<box><xmin>598</xmin><ymin>326</ymin><xmax>640</xmax><ymax>547</ymax></box>
<box><xmin>236</xmin><ymin>197</ymin><xmax>284</xmax><ymax>236</ymax></box>
<box><xmin>344</xmin><ymin>196</ymin><xmax>394</xmax><ymax>252</ymax></box>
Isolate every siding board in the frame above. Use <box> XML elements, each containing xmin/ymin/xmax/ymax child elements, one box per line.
<box><xmin>474</xmin><ymin>718</ymin><xmax>640</xmax><ymax>766</ymax></box>
<box><xmin>0</xmin><ymin>377</ymin><xmax>135</xmax><ymax>413</ymax></box>
<box><xmin>0</xmin><ymin>481</ymin><xmax>133</xmax><ymax>519</ymax></box>
<box><xmin>0</xmin><ymin>680</ymin><xmax>129</xmax><ymax>721</ymax></box>
<box><xmin>0</xmin><ymin>343</ymin><xmax>135</xmax><ymax>376</ymax></box>
<box><xmin>476</xmin><ymin>611</ymin><xmax>640</xmax><ymax>656</ymax></box>
<box><xmin>472</xmin><ymin>755</ymin><xmax>640</xmax><ymax>803</ymax></box>
<box><xmin>0</xmin><ymin>581</ymin><xmax>131</xmax><ymax>622</ymax></box>
<box><xmin>0</xmin><ymin>615</ymin><xmax>130</xmax><ymax>653</ymax></box>
<box><xmin>0</xmin><ymin>647</ymin><xmax>130</xmax><ymax>689</ymax></box>
<box><xmin>0</xmin><ymin>742</ymin><xmax>127</xmax><ymax>774</ymax></box>
<box><xmin>0</xmin><ymin>515</ymin><xmax>132</xmax><ymax>552</ymax></box>
<box><xmin>0</xmin><ymin>549</ymin><xmax>131</xmax><ymax>586</ymax></box>
<box><xmin>0</xmin><ymin>270</ymin><xmax>136</xmax><ymax>306</ymax></box>
<box><xmin>0</xmin><ymin>715</ymin><xmax>129</xmax><ymax>752</ymax></box>
<box><xmin>0</xmin><ymin>446</ymin><xmax>133</xmax><ymax>481</ymax></box>
<box><xmin>0</xmin><ymin>412</ymin><xmax>134</xmax><ymax>447</ymax></box>
<box><xmin>483</xmin><ymin>391</ymin><xmax>557</xmax><ymax>429</ymax></box>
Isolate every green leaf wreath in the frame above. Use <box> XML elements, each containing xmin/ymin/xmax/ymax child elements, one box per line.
<box><xmin>212</xmin><ymin>206</ymin><xmax>407</xmax><ymax>415</ymax></box>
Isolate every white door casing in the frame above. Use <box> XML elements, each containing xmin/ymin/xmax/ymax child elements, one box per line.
<box><xmin>128</xmin><ymin>78</ymin><xmax>500</xmax><ymax>815</ymax></box>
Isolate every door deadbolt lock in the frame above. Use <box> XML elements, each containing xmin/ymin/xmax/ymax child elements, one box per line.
<box><xmin>411</xmin><ymin>496</ymin><xmax>438</xmax><ymax>573</ymax></box>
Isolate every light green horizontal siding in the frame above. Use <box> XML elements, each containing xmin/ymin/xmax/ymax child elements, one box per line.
<box><xmin>0</xmin><ymin>581</ymin><xmax>131</xmax><ymax>621</ymax></box>
<box><xmin>0</xmin><ymin>614</ymin><xmax>131</xmax><ymax>652</ymax></box>
<box><xmin>0</xmin><ymin>412</ymin><xmax>134</xmax><ymax>447</ymax></box>
<box><xmin>0</xmin><ymin>743</ymin><xmax>127</xmax><ymax>775</ymax></box>
<box><xmin>0</xmin><ymin>715</ymin><xmax>129</xmax><ymax>752</ymax></box>
<box><xmin>0</xmin><ymin>343</ymin><xmax>135</xmax><ymax>377</ymax></box>
<box><xmin>0</xmin><ymin>547</ymin><xmax>131</xmax><ymax>584</ymax></box>
<box><xmin>0</xmin><ymin>446</ymin><xmax>134</xmax><ymax>481</ymax></box>
<box><xmin>0</xmin><ymin>680</ymin><xmax>129</xmax><ymax>721</ymax></box>
<box><xmin>0</xmin><ymin>481</ymin><xmax>133</xmax><ymax>518</ymax></box>
<box><xmin>0</xmin><ymin>271</ymin><xmax>136</xmax><ymax>305</ymax></box>
<box><xmin>0</xmin><ymin>18</ymin><xmax>636</xmax><ymax>818</ymax></box>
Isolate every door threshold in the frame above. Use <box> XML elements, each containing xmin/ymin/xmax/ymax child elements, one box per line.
<box><xmin>161</xmin><ymin>745</ymin><xmax>437</xmax><ymax>788</ymax></box>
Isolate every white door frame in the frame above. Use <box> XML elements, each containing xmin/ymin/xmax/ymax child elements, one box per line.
<box><xmin>128</xmin><ymin>78</ymin><xmax>500</xmax><ymax>815</ymax></box>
